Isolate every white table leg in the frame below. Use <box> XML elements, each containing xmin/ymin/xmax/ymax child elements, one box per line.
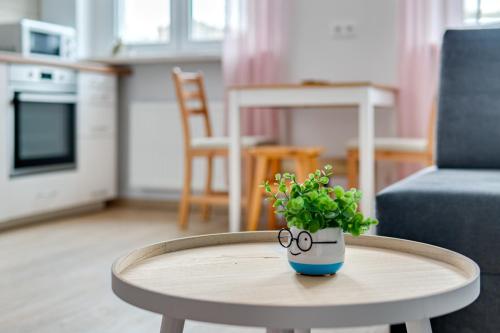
<box><xmin>406</xmin><ymin>319</ymin><xmax>432</xmax><ymax>333</ymax></box>
<box><xmin>228</xmin><ymin>90</ymin><xmax>242</xmax><ymax>232</ymax></box>
<box><xmin>358</xmin><ymin>88</ymin><xmax>376</xmax><ymax>219</ymax></box>
<box><xmin>160</xmin><ymin>315</ymin><xmax>184</xmax><ymax>333</ymax></box>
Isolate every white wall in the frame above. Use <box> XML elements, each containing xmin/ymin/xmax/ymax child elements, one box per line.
<box><xmin>287</xmin><ymin>0</ymin><xmax>398</xmax><ymax>158</ymax></box>
<box><xmin>288</xmin><ymin>0</ymin><xmax>397</xmax><ymax>85</ymax></box>
<box><xmin>118</xmin><ymin>0</ymin><xmax>400</xmax><ymax>198</ymax></box>
<box><xmin>39</xmin><ymin>0</ymin><xmax>75</xmax><ymax>27</ymax></box>
<box><xmin>119</xmin><ymin>61</ymin><xmax>224</xmax><ymax>199</ymax></box>
<box><xmin>37</xmin><ymin>0</ymin><xmax>400</xmax><ymax>199</ymax></box>
<box><xmin>38</xmin><ymin>0</ymin><xmax>114</xmax><ymax>59</ymax></box>
<box><xmin>0</xmin><ymin>0</ymin><xmax>39</xmax><ymax>22</ymax></box>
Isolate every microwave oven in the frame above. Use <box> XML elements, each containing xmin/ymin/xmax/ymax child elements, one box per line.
<box><xmin>0</xmin><ymin>19</ymin><xmax>76</xmax><ymax>60</ymax></box>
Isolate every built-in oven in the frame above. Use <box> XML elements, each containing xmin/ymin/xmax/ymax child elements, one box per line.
<box><xmin>8</xmin><ymin>65</ymin><xmax>77</xmax><ymax>177</ymax></box>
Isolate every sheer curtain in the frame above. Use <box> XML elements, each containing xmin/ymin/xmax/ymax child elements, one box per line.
<box><xmin>397</xmin><ymin>0</ymin><xmax>463</xmax><ymax>140</ymax></box>
<box><xmin>223</xmin><ymin>0</ymin><xmax>289</xmax><ymax>138</ymax></box>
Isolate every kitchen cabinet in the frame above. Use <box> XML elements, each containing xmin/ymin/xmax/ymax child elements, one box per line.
<box><xmin>77</xmin><ymin>72</ymin><xmax>117</xmax><ymax>202</ymax></box>
<box><xmin>79</xmin><ymin>137</ymin><xmax>116</xmax><ymax>201</ymax></box>
<box><xmin>0</xmin><ymin>67</ymin><xmax>118</xmax><ymax>225</ymax></box>
<box><xmin>78</xmin><ymin>72</ymin><xmax>117</xmax><ymax>139</ymax></box>
<box><xmin>0</xmin><ymin>63</ymin><xmax>8</xmax><ymax>221</ymax></box>
<box><xmin>4</xmin><ymin>171</ymin><xmax>81</xmax><ymax>221</ymax></box>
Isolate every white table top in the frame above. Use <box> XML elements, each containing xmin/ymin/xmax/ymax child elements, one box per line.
<box><xmin>229</xmin><ymin>82</ymin><xmax>398</xmax><ymax>92</ymax></box>
<box><xmin>112</xmin><ymin>231</ymin><xmax>479</xmax><ymax>329</ymax></box>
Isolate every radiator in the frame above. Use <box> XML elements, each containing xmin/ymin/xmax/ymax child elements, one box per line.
<box><xmin>128</xmin><ymin>101</ymin><xmax>227</xmax><ymax>192</ymax></box>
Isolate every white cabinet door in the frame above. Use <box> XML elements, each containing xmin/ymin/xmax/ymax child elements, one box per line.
<box><xmin>78</xmin><ymin>72</ymin><xmax>117</xmax><ymax>99</ymax></box>
<box><xmin>0</xmin><ymin>64</ymin><xmax>8</xmax><ymax>222</ymax></box>
<box><xmin>5</xmin><ymin>171</ymin><xmax>80</xmax><ymax>221</ymax></box>
<box><xmin>78</xmin><ymin>103</ymin><xmax>116</xmax><ymax>139</ymax></box>
<box><xmin>77</xmin><ymin>71</ymin><xmax>117</xmax><ymax>202</ymax></box>
<box><xmin>79</xmin><ymin>138</ymin><xmax>117</xmax><ymax>202</ymax></box>
<box><xmin>78</xmin><ymin>72</ymin><xmax>117</xmax><ymax>140</ymax></box>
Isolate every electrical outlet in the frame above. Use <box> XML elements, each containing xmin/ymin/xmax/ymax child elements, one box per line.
<box><xmin>329</xmin><ymin>21</ymin><xmax>357</xmax><ymax>39</ymax></box>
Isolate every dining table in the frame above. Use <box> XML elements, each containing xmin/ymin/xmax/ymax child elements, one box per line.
<box><xmin>227</xmin><ymin>82</ymin><xmax>398</xmax><ymax>232</ymax></box>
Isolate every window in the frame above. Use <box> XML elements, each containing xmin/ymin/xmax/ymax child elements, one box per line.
<box><xmin>120</xmin><ymin>0</ymin><xmax>171</xmax><ymax>44</ymax></box>
<box><xmin>464</xmin><ymin>0</ymin><xmax>500</xmax><ymax>25</ymax></box>
<box><xmin>189</xmin><ymin>0</ymin><xmax>226</xmax><ymax>41</ymax></box>
<box><xmin>116</xmin><ymin>0</ymin><xmax>226</xmax><ymax>54</ymax></box>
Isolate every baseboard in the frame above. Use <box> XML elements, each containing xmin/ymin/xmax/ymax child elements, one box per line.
<box><xmin>109</xmin><ymin>198</ymin><xmax>179</xmax><ymax>210</ymax></box>
<box><xmin>0</xmin><ymin>202</ymin><xmax>106</xmax><ymax>232</ymax></box>
<box><xmin>109</xmin><ymin>197</ymin><xmax>229</xmax><ymax>215</ymax></box>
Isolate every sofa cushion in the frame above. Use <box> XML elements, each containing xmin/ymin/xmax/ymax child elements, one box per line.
<box><xmin>376</xmin><ymin>167</ymin><xmax>500</xmax><ymax>274</ymax></box>
<box><xmin>437</xmin><ymin>29</ymin><xmax>500</xmax><ymax>168</ymax></box>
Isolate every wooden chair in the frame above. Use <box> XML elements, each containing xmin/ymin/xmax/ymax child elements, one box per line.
<box><xmin>346</xmin><ymin>101</ymin><xmax>436</xmax><ymax>189</ymax></box>
<box><xmin>172</xmin><ymin>67</ymin><xmax>273</xmax><ymax>228</ymax></box>
<box><xmin>246</xmin><ymin>146</ymin><xmax>325</xmax><ymax>231</ymax></box>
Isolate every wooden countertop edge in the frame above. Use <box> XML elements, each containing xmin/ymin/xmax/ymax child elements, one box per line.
<box><xmin>0</xmin><ymin>52</ymin><xmax>132</xmax><ymax>75</ymax></box>
<box><xmin>229</xmin><ymin>82</ymin><xmax>398</xmax><ymax>93</ymax></box>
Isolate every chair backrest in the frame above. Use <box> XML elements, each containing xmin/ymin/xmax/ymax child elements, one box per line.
<box><xmin>172</xmin><ymin>67</ymin><xmax>213</xmax><ymax>150</ymax></box>
<box><xmin>437</xmin><ymin>28</ymin><xmax>500</xmax><ymax>169</ymax></box>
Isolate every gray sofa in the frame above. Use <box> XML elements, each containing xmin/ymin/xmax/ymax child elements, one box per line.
<box><xmin>376</xmin><ymin>28</ymin><xmax>500</xmax><ymax>332</ymax></box>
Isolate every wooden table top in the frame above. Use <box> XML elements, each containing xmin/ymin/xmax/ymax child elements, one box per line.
<box><xmin>112</xmin><ymin>231</ymin><xmax>479</xmax><ymax>328</ymax></box>
<box><xmin>0</xmin><ymin>51</ymin><xmax>131</xmax><ymax>75</ymax></box>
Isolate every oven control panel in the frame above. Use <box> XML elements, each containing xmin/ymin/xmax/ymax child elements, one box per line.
<box><xmin>9</xmin><ymin>64</ymin><xmax>77</xmax><ymax>85</ymax></box>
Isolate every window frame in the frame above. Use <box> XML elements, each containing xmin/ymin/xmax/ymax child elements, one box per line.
<box><xmin>114</xmin><ymin>0</ymin><xmax>225</xmax><ymax>56</ymax></box>
<box><xmin>463</xmin><ymin>0</ymin><xmax>500</xmax><ymax>26</ymax></box>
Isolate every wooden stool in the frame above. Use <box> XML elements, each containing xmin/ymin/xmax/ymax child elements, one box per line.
<box><xmin>246</xmin><ymin>146</ymin><xmax>324</xmax><ymax>231</ymax></box>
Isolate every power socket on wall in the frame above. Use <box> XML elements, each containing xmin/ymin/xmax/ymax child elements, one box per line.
<box><xmin>329</xmin><ymin>21</ymin><xmax>357</xmax><ymax>39</ymax></box>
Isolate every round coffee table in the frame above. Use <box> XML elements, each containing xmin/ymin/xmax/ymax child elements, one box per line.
<box><xmin>111</xmin><ymin>231</ymin><xmax>479</xmax><ymax>333</ymax></box>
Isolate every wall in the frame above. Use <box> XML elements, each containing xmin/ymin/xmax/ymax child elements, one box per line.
<box><xmin>120</xmin><ymin>61</ymin><xmax>225</xmax><ymax>199</ymax></box>
<box><xmin>287</xmin><ymin>0</ymin><xmax>398</xmax><ymax>158</ymax></box>
<box><xmin>39</xmin><ymin>0</ymin><xmax>75</xmax><ymax>27</ymax></box>
<box><xmin>38</xmin><ymin>0</ymin><xmax>111</xmax><ymax>59</ymax></box>
<box><xmin>37</xmin><ymin>0</ymin><xmax>400</xmax><ymax>199</ymax></box>
<box><xmin>0</xmin><ymin>0</ymin><xmax>39</xmax><ymax>22</ymax></box>
<box><xmin>115</xmin><ymin>0</ymin><xmax>400</xmax><ymax>198</ymax></box>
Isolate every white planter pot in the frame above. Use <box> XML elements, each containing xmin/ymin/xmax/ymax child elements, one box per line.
<box><xmin>286</xmin><ymin>226</ymin><xmax>345</xmax><ymax>275</ymax></box>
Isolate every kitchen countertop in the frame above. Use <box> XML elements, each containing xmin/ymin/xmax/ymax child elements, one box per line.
<box><xmin>0</xmin><ymin>51</ymin><xmax>131</xmax><ymax>75</ymax></box>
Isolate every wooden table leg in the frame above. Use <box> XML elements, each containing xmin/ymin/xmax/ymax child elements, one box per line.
<box><xmin>160</xmin><ymin>315</ymin><xmax>185</xmax><ymax>333</ymax></box>
<box><xmin>406</xmin><ymin>319</ymin><xmax>432</xmax><ymax>333</ymax></box>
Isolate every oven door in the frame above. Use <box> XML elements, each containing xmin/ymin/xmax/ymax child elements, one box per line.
<box><xmin>11</xmin><ymin>92</ymin><xmax>77</xmax><ymax>176</ymax></box>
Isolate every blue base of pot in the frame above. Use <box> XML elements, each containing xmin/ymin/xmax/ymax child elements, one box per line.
<box><xmin>289</xmin><ymin>261</ymin><xmax>344</xmax><ymax>276</ymax></box>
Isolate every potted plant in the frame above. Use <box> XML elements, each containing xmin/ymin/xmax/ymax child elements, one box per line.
<box><xmin>263</xmin><ymin>165</ymin><xmax>378</xmax><ymax>276</ymax></box>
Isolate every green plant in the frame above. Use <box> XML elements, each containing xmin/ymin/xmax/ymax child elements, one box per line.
<box><xmin>262</xmin><ymin>165</ymin><xmax>378</xmax><ymax>236</ymax></box>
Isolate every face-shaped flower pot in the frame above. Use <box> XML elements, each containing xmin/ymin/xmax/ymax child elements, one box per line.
<box><xmin>279</xmin><ymin>226</ymin><xmax>345</xmax><ymax>275</ymax></box>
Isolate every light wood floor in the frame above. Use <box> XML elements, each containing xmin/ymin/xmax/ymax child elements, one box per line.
<box><xmin>0</xmin><ymin>206</ymin><xmax>387</xmax><ymax>333</ymax></box>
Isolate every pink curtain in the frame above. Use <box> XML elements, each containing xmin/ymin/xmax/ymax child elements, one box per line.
<box><xmin>223</xmin><ymin>0</ymin><xmax>289</xmax><ymax>138</ymax></box>
<box><xmin>397</xmin><ymin>0</ymin><xmax>462</xmax><ymax>178</ymax></box>
<box><xmin>397</xmin><ymin>0</ymin><xmax>463</xmax><ymax>139</ymax></box>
